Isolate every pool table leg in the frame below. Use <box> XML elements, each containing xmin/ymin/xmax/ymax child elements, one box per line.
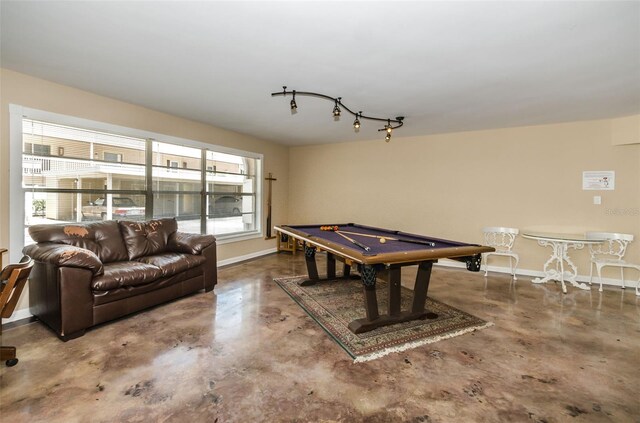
<box><xmin>348</xmin><ymin>261</ymin><xmax>438</xmax><ymax>334</ymax></box>
<box><xmin>300</xmin><ymin>246</ymin><xmax>349</xmax><ymax>286</ymax></box>
<box><xmin>388</xmin><ymin>267</ymin><xmax>402</xmax><ymax>316</ymax></box>
<box><xmin>326</xmin><ymin>253</ymin><xmax>336</xmax><ymax>279</ymax></box>
<box><xmin>412</xmin><ymin>261</ymin><xmax>438</xmax><ymax>318</ymax></box>
<box><xmin>300</xmin><ymin>245</ymin><xmax>319</xmax><ymax>286</ymax></box>
<box><xmin>348</xmin><ymin>265</ymin><xmax>381</xmax><ymax>333</ymax></box>
<box><xmin>363</xmin><ymin>285</ymin><xmax>380</xmax><ymax>321</ymax></box>
<box><xmin>343</xmin><ymin>263</ymin><xmax>351</xmax><ymax>278</ymax></box>
<box><xmin>361</xmin><ymin>264</ymin><xmax>380</xmax><ymax>323</ymax></box>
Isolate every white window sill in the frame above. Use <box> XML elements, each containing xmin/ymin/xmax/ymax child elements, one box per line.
<box><xmin>214</xmin><ymin>230</ymin><xmax>263</xmax><ymax>245</ymax></box>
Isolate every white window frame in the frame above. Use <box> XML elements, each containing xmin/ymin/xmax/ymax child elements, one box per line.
<box><xmin>9</xmin><ymin>104</ymin><xmax>263</xmax><ymax>262</ymax></box>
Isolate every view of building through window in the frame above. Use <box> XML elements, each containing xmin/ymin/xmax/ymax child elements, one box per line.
<box><xmin>22</xmin><ymin>119</ymin><xmax>261</xmax><ymax>244</ymax></box>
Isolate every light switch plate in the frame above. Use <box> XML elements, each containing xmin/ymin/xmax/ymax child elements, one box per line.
<box><xmin>593</xmin><ymin>195</ymin><xmax>602</xmax><ymax>205</ymax></box>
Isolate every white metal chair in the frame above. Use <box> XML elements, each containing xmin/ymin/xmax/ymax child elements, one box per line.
<box><xmin>586</xmin><ymin>232</ymin><xmax>640</xmax><ymax>295</ymax></box>
<box><xmin>482</xmin><ymin>227</ymin><xmax>519</xmax><ymax>280</ymax></box>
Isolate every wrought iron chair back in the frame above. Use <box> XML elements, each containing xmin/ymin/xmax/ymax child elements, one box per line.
<box><xmin>586</xmin><ymin>232</ymin><xmax>639</xmax><ymax>294</ymax></box>
<box><xmin>483</xmin><ymin>227</ymin><xmax>518</xmax><ymax>252</ymax></box>
<box><xmin>586</xmin><ymin>232</ymin><xmax>632</xmax><ymax>260</ymax></box>
<box><xmin>481</xmin><ymin>227</ymin><xmax>520</xmax><ymax>280</ymax></box>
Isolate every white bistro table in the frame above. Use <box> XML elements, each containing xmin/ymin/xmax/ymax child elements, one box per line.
<box><xmin>522</xmin><ymin>231</ymin><xmax>604</xmax><ymax>294</ymax></box>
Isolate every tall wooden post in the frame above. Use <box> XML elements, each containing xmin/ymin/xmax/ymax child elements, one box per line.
<box><xmin>265</xmin><ymin>172</ymin><xmax>277</xmax><ymax>239</ymax></box>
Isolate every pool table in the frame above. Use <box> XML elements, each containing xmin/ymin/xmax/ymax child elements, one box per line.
<box><xmin>274</xmin><ymin>223</ymin><xmax>494</xmax><ymax>334</ymax></box>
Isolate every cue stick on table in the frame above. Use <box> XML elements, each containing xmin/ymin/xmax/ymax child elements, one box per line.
<box><xmin>337</xmin><ymin>230</ymin><xmax>436</xmax><ymax>247</ymax></box>
<box><xmin>334</xmin><ymin>231</ymin><xmax>371</xmax><ymax>251</ymax></box>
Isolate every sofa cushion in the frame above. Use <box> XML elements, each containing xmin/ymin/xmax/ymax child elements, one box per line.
<box><xmin>119</xmin><ymin>218</ymin><xmax>178</xmax><ymax>260</ymax></box>
<box><xmin>91</xmin><ymin>262</ymin><xmax>162</xmax><ymax>291</ymax></box>
<box><xmin>169</xmin><ymin>232</ymin><xmax>216</xmax><ymax>255</ymax></box>
<box><xmin>136</xmin><ymin>253</ymin><xmax>206</xmax><ymax>277</ymax></box>
<box><xmin>93</xmin><ymin>266</ymin><xmax>204</xmax><ymax>306</ymax></box>
<box><xmin>28</xmin><ymin>221</ymin><xmax>128</xmax><ymax>263</ymax></box>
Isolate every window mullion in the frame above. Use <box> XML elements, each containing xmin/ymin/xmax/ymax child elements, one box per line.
<box><xmin>200</xmin><ymin>149</ymin><xmax>206</xmax><ymax>234</ymax></box>
<box><xmin>145</xmin><ymin>138</ymin><xmax>154</xmax><ymax>220</ymax></box>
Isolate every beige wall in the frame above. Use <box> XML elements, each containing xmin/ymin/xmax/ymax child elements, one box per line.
<box><xmin>2</xmin><ymin>67</ymin><xmax>639</xmax><ymax>318</ymax></box>
<box><xmin>612</xmin><ymin>115</ymin><xmax>640</xmax><ymax>146</ymax></box>
<box><xmin>289</xmin><ymin>119</ymin><xmax>640</xmax><ymax>277</ymax></box>
<box><xmin>1</xmin><ymin>69</ymin><xmax>289</xmax><ymax>314</ymax></box>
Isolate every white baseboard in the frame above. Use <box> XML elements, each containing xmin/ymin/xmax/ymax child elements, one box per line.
<box><xmin>2</xmin><ymin>307</ymin><xmax>33</xmax><ymax>324</ymax></box>
<box><xmin>436</xmin><ymin>259</ymin><xmax>637</xmax><ymax>288</ymax></box>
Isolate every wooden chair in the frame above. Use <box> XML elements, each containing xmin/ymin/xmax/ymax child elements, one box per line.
<box><xmin>482</xmin><ymin>227</ymin><xmax>520</xmax><ymax>280</ymax></box>
<box><xmin>1</xmin><ymin>256</ymin><xmax>34</xmax><ymax>367</ymax></box>
<box><xmin>586</xmin><ymin>232</ymin><xmax>640</xmax><ymax>295</ymax></box>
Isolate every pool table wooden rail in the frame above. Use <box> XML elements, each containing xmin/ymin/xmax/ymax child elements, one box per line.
<box><xmin>274</xmin><ymin>225</ymin><xmax>494</xmax><ymax>266</ymax></box>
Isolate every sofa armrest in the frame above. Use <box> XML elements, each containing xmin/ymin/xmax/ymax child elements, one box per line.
<box><xmin>23</xmin><ymin>242</ymin><xmax>104</xmax><ymax>276</ymax></box>
<box><xmin>201</xmin><ymin>243</ymin><xmax>217</xmax><ymax>292</ymax></box>
<box><xmin>169</xmin><ymin>232</ymin><xmax>216</xmax><ymax>255</ymax></box>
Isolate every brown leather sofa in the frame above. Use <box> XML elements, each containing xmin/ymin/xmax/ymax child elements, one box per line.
<box><xmin>23</xmin><ymin>218</ymin><xmax>216</xmax><ymax>340</ymax></box>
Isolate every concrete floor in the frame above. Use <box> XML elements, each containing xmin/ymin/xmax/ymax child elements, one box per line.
<box><xmin>1</xmin><ymin>252</ymin><xmax>639</xmax><ymax>422</ymax></box>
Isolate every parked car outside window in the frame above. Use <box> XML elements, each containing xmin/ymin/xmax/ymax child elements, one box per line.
<box><xmin>81</xmin><ymin>197</ymin><xmax>145</xmax><ymax>220</ymax></box>
<box><xmin>210</xmin><ymin>195</ymin><xmax>242</xmax><ymax>217</ymax></box>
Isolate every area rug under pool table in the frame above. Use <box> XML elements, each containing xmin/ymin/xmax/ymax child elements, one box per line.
<box><xmin>274</xmin><ymin>275</ymin><xmax>492</xmax><ymax>362</ymax></box>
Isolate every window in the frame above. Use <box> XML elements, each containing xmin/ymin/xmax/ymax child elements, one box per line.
<box><xmin>15</xmin><ymin>112</ymin><xmax>262</xmax><ymax>247</ymax></box>
<box><xmin>152</xmin><ymin>142</ymin><xmax>202</xmax><ymax>232</ymax></box>
<box><xmin>21</xmin><ymin>119</ymin><xmax>146</xmax><ymax>245</ymax></box>
<box><xmin>205</xmin><ymin>151</ymin><xmax>258</xmax><ymax>235</ymax></box>
<box><xmin>24</xmin><ymin>143</ymin><xmax>52</xmax><ymax>156</ymax></box>
<box><xmin>104</xmin><ymin>152</ymin><xmax>123</xmax><ymax>162</ymax></box>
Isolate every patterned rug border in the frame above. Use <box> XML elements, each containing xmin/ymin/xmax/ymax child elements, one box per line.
<box><xmin>275</xmin><ymin>276</ymin><xmax>358</xmax><ymax>359</ymax></box>
<box><xmin>353</xmin><ymin>321</ymin><xmax>493</xmax><ymax>363</ymax></box>
<box><xmin>274</xmin><ymin>275</ymin><xmax>493</xmax><ymax>363</ymax></box>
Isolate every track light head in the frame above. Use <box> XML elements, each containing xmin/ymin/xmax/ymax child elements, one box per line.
<box><xmin>290</xmin><ymin>90</ymin><xmax>297</xmax><ymax>114</ymax></box>
<box><xmin>385</xmin><ymin>132</ymin><xmax>391</xmax><ymax>142</ymax></box>
<box><xmin>333</xmin><ymin>98</ymin><xmax>341</xmax><ymax>120</ymax></box>
<box><xmin>385</xmin><ymin>119</ymin><xmax>393</xmax><ymax>134</ymax></box>
<box><xmin>353</xmin><ymin>112</ymin><xmax>361</xmax><ymax>130</ymax></box>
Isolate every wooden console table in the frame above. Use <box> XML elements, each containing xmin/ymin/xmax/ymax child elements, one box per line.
<box><xmin>276</xmin><ymin>233</ymin><xmax>300</xmax><ymax>255</ymax></box>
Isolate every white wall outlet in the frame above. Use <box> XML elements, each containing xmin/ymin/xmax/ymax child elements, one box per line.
<box><xmin>593</xmin><ymin>195</ymin><xmax>602</xmax><ymax>205</ymax></box>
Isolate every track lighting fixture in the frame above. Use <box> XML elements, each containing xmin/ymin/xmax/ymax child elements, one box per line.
<box><xmin>384</xmin><ymin>120</ymin><xmax>393</xmax><ymax>142</ymax></box>
<box><xmin>290</xmin><ymin>90</ymin><xmax>297</xmax><ymax>114</ymax></box>
<box><xmin>353</xmin><ymin>112</ymin><xmax>361</xmax><ymax>130</ymax></box>
<box><xmin>272</xmin><ymin>86</ymin><xmax>404</xmax><ymax>142</ymax></box>
<box><xmin>333</xmin><ymin>98</ymin><xmax>341</xmax><ymax>120</ymax></box>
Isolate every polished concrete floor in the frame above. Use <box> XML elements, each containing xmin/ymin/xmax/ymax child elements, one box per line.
<box><xmin>1</xmin><ymin>252</ymin><xmax>639</xmax><ymax>422</ymax></box>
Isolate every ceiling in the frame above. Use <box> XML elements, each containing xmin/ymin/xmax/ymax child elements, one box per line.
<box><xmin>1</xmin><ymin>1</ymin><xmax>639</xmax><ymax>146</ymax></box>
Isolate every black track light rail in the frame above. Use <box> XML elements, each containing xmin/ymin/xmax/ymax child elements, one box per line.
<box><xmin>271</xmin><ymin>87</ymin><xmax>405</xmax><ymax>131</ymax></box>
